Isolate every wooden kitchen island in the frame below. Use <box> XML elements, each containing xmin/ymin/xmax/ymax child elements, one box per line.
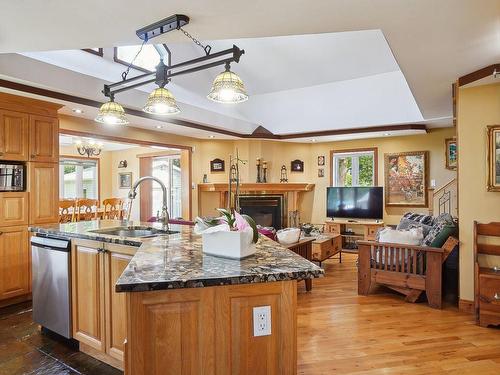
<box><xmin>30</xmin><ymin>220</ymin><xmax>323</xmax><ymax>375</ymax></box>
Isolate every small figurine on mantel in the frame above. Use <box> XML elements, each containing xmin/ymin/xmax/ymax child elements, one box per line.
<box><xmin>280</xmin><ymin>165</ymin><xmax>288</xmax><ymax>183</ymax></box>
<box><xmin>256</xmin><ymin>158</ymin><xmax>268</xmax><ymax>183</ymax></box>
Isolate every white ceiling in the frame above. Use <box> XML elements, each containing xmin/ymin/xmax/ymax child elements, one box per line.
<box><xmin>0</xmin><ymin>0</ymin><xmax>498</xmax><ymax>141</ymax></box>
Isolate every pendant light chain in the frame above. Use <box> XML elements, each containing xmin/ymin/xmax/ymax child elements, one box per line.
<box><xmin>121</xmin><ymin>38</ymin><xmax>147</xmax><ymax>81</ymax></box>
<box><xmin>178</xmin><ymin>27</ymin><xmax>212</xmax><ymax>55</ymax></box>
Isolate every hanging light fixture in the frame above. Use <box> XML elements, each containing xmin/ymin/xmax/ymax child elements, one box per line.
<box><xmin>207</xmin><ymin>63</ymin><xmax>248</xmax><ymax>104</ymax></box>
<box><xmin>96</xmin><ymin>15</ymin><xmax>248</xmax><ymax>126</ymax></box>
<box><xmin>143</xmin><ymin>85</ymin><xmax>180</xmax><ymax>115</ymax></box>
<box><xmin>75</xmin><ymin>139</ymin><xmax>103</xmax><ymax>157</ymax></box>
<box><xmin>94</xmin><ymin>97</ymin><xmax>129</xmax><ymax>125</ymax></box>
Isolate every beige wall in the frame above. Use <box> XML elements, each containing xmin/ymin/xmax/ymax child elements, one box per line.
<box><xmin>60</xmin><ymin>116</ymin><xmax>456</xmax><ymax>225</ymax></box>
<box><xmin>457</xmin><ymin>82</ymin><xmax>500</xmax><ymax>302</ymax></box>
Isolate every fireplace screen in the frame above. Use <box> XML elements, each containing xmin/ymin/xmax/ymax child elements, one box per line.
<box><xmin>239</xmin><ymin>195</ymin><xmax>284</xmax><ymax>229</ymax></box>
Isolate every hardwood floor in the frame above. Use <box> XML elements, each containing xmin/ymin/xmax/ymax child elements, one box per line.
<box><xmin>0</xmin><ymin>253</ymin><xmax>498</xmax><ymax>374</ymax></box>
<box><xmin>297</xmin><ymin>254</ymin><xmax>500</xmax><ymax>375</ymax></box>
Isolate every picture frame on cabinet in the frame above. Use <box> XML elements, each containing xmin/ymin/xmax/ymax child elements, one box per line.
<box><xmin>487</xmin><ymin>125</ymin><xmax>500</xmax><ymax>192</ymax></box>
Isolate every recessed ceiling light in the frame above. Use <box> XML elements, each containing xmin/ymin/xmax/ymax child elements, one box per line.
<box><xmin>156</xmin><ymin>125</ymin><xmax>163</xmax><ymax>129</ymax></box>
<box><xmin>209</xmin><ymin>135</ymin><xmax>215</xmax><ymax>139</ymax></box>
<box><xmin>384</xmin><ymin>132</ymin><xmax>391</xmax><ymax>136</ymax></box>
<box><xmin>311</xmin><ymin>139</ymin><xmax>316</xmax><ymax>142</ymax></box>
<box><xmin>72</xmin><ymin>108</ymin><xmax>84</xmax><ymax>114</ymax></box>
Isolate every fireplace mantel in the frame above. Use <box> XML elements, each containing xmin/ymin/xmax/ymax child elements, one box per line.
<box><xmin>198</xmin><ymin>183</ymin><xmax>315</xmax><ymax>193</ymax></box>
<box><xmin>197</xmin><ymin>183</ymin><xmax>315</xmax><ymax>226</ymax></box>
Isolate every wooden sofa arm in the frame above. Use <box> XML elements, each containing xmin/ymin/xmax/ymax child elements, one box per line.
<box><xmin>357</xmin><ymin>240</ymin><xmax>444</xmax><ymax>253</ymax></box>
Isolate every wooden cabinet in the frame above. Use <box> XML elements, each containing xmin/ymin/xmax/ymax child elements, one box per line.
<box><xmin>478</xmin><ymin>271</ymin><xmax>500</xmax><ymax>327</ymax></box>
<box><xmin>324</xmin><ymin>222</ymin><xmax>341</xmax><ymax>235</ymax></box>
<box><xmin>29</xmin><ymin>162</ymin><xmax>59</xmax><ymax>224</ymax></box>
<box><xmin>364</xmin><ymin>225</ymin><xmax>379</xmax><ymax>241</ymax></box>
<box><xmin>0</xmin><ymin>110</ymin><xmax>29</xmax><ymax>161</ymax></box>
<box><xmin>0</xmin><ymin>192</ymin><xmax>28</xmax><ymax>227</ymax></box>
<box><xmin>312</xmin><ymin>235</ymin><xmax>341</xmax><ymax>263</ymax></box>
<box><xmin>0</xmin><ymin>226</ymin><xmax>30</xmax><ymax>300</ymax></box>
<box><xmin>72</xmin><ymin>239</ymin><xmax>136</xmax><ymax>369</ymax></box>
<box><xmin>29</xmin><ymin>115</ymin><xmax>59</xmax><ymax>162</ymax></box>
<box><xmin>104</xmin><ymin>243</ymin><xmax>134</xmax><ymax>363</ymax></box>
<box><xmin>71</xmin><ymin>239</ymin><xmax>105</xmax><ymax>351</ymax></box>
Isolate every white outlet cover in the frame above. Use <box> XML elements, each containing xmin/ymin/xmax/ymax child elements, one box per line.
<box><xmin>253</xmin><ymin>305</ymin><xmax>271</xmax><ymax>337</ymax></box>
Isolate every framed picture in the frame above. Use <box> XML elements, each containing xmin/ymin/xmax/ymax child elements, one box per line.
<box><xmin>291</xmin><ymin>159</ymin><xmax>304</xmax><ymax>172</ymax></box>
<box><xmin>210</xmin><ymin>158</ymin><xmax>225</xmax><ymax>172</ymax></box>
<box><xmin>445</xmin><ymin>138</ymin><xmax>457</xmax><ymax>170</ymax></box>
<box><xmin>487</xmin><ymin>125</ymin><xmax>500</xmax><ymax>192</ymax></box>
<box><xmin>318</xmin><ymin>156</ymin><xmax>325</xmax><ymax>166</ymax></box>
<box><xmin>119</xmin><ymin>172</ymin><xmax>132</xmax><ymax>189</ymax></box>
<box><xmin>384</xmin><ymin>151</ymin><xmax>429</xmax><ymax>207</ymax></box>
<box><xmin>318</xmin><ymin>168</ymin><xmax>324</xmax><ymax>177</ymax></box>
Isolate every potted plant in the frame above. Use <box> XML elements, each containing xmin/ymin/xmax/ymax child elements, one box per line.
<box><xmin>194</xmin><ymin>209</ymin><xmax>259</xmax><ymax>259</ymax></box>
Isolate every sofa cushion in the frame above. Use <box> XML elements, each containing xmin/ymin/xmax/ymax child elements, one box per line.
<box><xmin>378</xmin><ymin>226</ymin><xmax>424</xmax><ymax>246</ymax></box>
<box><xmin>422</xmin><ymin>221</ymin><xmax>458</xmax><ymax>247</ymax></box>
<box><xmin>401</xmin><ymin>212</ymin><xmax>434</xmax><ymax>226</ymax></box>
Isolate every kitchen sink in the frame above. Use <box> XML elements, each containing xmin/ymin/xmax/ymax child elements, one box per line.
<box><xmin>89</xmin><ymin>226</ymin><xmax>178</xmax><ymax>238</ymax></box>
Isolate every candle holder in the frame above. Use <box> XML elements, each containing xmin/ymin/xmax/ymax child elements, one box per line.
<box><xmin>262</xmin><ymin>164</ymin><xmax>268</xmax><ymax>183</ymax></box>
<box><xmin>256</xmin><ymin>158</ymin><xmax>262</xmax><ymax>183</ymax></box>
<box><xmin>280</xmin><ymin>165</ymin><xmax>288</xmax><ymax>183</ymax></box>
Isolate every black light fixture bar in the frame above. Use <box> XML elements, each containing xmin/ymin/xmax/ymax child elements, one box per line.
<box><xmin>136</xmin><ymin>14</ymin><xmax>189</xmax><ymax>41</ymax></box>
<box><xmin>103</xmin><ymin>45</ymin><xmax>244</xmax><ymax>98</ymax></box>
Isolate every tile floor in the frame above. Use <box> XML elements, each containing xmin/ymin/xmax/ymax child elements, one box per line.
<box><xmin>0</xmin><ymin>302</ymin><xmax>121</xmax><ymax>375</ymax></box>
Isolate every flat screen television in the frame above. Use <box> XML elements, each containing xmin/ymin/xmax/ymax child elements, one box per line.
<box><xmin>326</xmin><ymin>187</ymin><xmax>383</xmax><ymax>220</ymax></box>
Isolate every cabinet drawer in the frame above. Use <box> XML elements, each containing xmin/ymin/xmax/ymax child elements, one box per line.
<box><xmin>325</xmin><ymin>223</ymin><xmax>341</xmax><ymax>235</ymax></box>
<box><xmin>365</xmin><ymin>225</ymin><xmax>379</xmax><ymax>241</ymax></box>
<box><xmin>479</xmin><ymin>274</ymin><xmax>500</xmax><ymax>313</ymax></box>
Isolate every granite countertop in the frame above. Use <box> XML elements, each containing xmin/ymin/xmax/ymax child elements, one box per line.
<box><xmin>29</xmin><ymin>220</ymin><xmax>324</xmax><ymax>292</ymax></box>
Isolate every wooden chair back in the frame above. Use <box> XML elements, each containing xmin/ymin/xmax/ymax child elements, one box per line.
<box><xmin>102</xmin><ymin>198</ymin><xmax>124</xmax><ymax>220</ymax></box>
<box><xmin>473</xmin><ymin>221</ymin><xmax>500</xmax><ymax>317</ymax></box>
<box><xmin>59</xmin><ymin>199</ymin><xmax>76</xmax><ymax>223</ymax></box>
<box><xmin>75</xmin><ymin>198</ymin><xmax>99</xmax><ymax>221</ymax></box>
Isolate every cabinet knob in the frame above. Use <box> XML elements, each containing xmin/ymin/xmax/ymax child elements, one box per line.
<box><xmin>494</xmin><ymin>293</ymin><xmax>500</xmax><ymax>301</ymax></box>
<box><xmin>30</xmin><ymin>154</ymin><xmax>36</xmax><ymax>159</ymax></box>
<box><xmin>0</xmin><ymin>152</ymin><xmax>4</xmax><ymax>156</ymax></box>
<box><xmin>0</xmin><ymin>231</ymin><xmax>3</xmax><ymax>235</ymax></box>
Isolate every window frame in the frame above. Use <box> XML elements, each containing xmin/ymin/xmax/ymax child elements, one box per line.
<box><xmin>330</xmin><ymin>147</ymin><xmax>378</xmax><ymax>187</ymax></box>
<box><xmin>113</xmin><ymin>44</ymin><xmax>171</xmax><ymax>73</ymax></box>
<box><xmin>59</xmin><ymin>155</ymin><xmax>101</xmax><ymax>201</ymax></box>
<box><xmin>150</xmin><ymin>154</ymin><xmax>182</xmax><ymax>219</ymax></box>
<box><xmin>82</xmin><ymin>48</ymin><xmax>103</xmax><ymax>57</ymax></box>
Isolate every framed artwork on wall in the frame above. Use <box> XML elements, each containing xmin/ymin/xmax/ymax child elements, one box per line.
<box><xmin>384</xmin><ymin>151</ymin><xmax>429</xmax><ymax>207</ymax></box>
<box><xmin>210</xmin><ymin>158</ymin><xmax>225</xmax><ymax>172</ymax></box>
<box><xmin>317</xmin><ymin>156</ymin><xmax>325</xmax><ymax>166</ymax></box>
<box><xmin>291</xmin><ymin>159</ymin><xmax>304</xmax><ymax>172</ymax></box>
<box><xmin>119</xmin><ymin>172</ymin><xmax>132</xmax><ymax>189</ymax></box>
<box><xmin>487</xmin><ymin>125</ymin><xmax>500</xmax><ymax>192</ymax></box>
<box><xmin>318</xmin><ymin>168</ymin><xmax>324</xmax><ymax>177</ymax></box>
<box><xmin>445</xmin><ymin>138</ymin><xmax>457</xmax><ymax>170</ymax></box>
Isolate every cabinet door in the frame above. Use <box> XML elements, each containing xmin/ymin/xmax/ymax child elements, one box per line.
<box><xmin>0</xmin><ymin>110</ymin><xmax>29</xmax><ymax>161</ymax></box>
<box><xmin>71</xmin><ymin>239</ymin><xmax>105</xmax><ymax>351</ymax></box>
<box><xmin>104</xmin><ymin>244</ymin><xmax>135</xmax><ymax>362</ymax></box>
<box><xmin>29</xmin><ymin>162</ymin><xmax>59</xmax><ymax>224</ymax></box>
<box><xmin>0</xmin><ymin>226</ymin><xmax>29</xmax><ymax>300</ymax></box>
<box><xmin>0</xmin><ymin>192</ymin><xmax>28</xmax><ymax>227</ymax></box>
<box><xmin>29</xmin><ymin>115</ymin><xmax>59</xmax><ymax>162</ymax></box>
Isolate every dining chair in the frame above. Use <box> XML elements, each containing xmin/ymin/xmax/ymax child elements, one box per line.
<box><xmin>75</xmin><ymin>198</ymin><xmax>99</xmax><ymax>221</ymax></box>
<box><xmin>59</xmin><ymin>199</ymin><xmax>76</xmax><ymax>223</ymax></box>
<box><xmin>102</xmin><ymin>198</ymin><xmax>125</xmax><ymax>220</ymax></box>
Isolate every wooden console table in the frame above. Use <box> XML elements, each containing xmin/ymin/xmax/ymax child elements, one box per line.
<box><xmin>324</xmin><ymin>219</ymin><xmax>384</xmax><ymax>252</ymax></box>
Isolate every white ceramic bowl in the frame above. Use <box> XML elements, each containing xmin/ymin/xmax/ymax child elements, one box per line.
<box><xmin>276</xmin><ymin>228</ymin><xmax>301</xmax><ymax>244</ymax></box>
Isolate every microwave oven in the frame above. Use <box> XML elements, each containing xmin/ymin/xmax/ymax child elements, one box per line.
<box><xmin>0</xmin><ymin>163</ymin><xmax>25</xmax><ymax>191</ymax></box>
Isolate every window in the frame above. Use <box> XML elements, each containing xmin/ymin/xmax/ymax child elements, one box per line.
<box><xmin>82</xmin><ymin>48</ymin><xmax>103</xmax><ymax>57</ymax></box>
<box><xmin>114</xmin><ymin>44</ymin><xmax>171</xmax><ymax>73</ymax></box>
<box><xmin>332</xmin><ymin>149</ymin><xmax>377</xmax><ymax>187</ymax></box>
<box><xmin>151</xmin><ymin>155</ymin><xmax>182</xmax><ymax>219</ymax></box>
<box><xmin>59</xmin><ymin>158</ymin><xmax>99</xmax><ymax>199</ymax></box>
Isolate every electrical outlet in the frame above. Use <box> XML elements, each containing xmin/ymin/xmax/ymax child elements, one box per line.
<box><xmin>253</xmin><ymin>305</ymin><xmax>271</xmax><ymax>337</ymax></box>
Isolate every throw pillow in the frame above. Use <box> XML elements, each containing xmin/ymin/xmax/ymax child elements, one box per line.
<box><xmin>378</xmin><ymin>227</ymin><xmax>424</xmax><ymax>246</ymax></box>
<box><xmin>422</xmin><ymin>221</ymin><xmax>458</xmax><ymax>247</ymax></box>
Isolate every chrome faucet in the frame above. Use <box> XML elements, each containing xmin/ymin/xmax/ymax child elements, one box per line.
<box><xmin>126</xmin><ymin>176</ymin><xmax>170</xmax><ymax>230</ymax></box>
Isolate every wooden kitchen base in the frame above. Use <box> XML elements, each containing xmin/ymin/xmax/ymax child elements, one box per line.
<box><xmin>125</xmin><ymin>280</ymin><xmax>297</xmax><ymax>375</ymax></box>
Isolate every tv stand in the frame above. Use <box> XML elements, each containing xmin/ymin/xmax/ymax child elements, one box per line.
<box><xmin>324</xmin><ymin>219</ymin><xmax>384</xmax><ymax>252</ymax></box>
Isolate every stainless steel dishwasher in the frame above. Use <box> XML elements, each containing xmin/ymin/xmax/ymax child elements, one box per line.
<box><xmin>31</xmin><ymin>235</ymin><xmax>72</xmax><ymax>338</ymax></box>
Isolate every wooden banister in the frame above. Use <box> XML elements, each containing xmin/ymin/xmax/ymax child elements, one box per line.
<box><xmin>432</xmin><ymin>178</ymin><xmax>457</xmax><ymax>197</ymax></box>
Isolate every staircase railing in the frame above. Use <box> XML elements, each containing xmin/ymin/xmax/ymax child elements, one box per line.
<box><xmin>430</xmin><ymin>178</ymin><xmax>458</xmax><ymax>217</ymax></box>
